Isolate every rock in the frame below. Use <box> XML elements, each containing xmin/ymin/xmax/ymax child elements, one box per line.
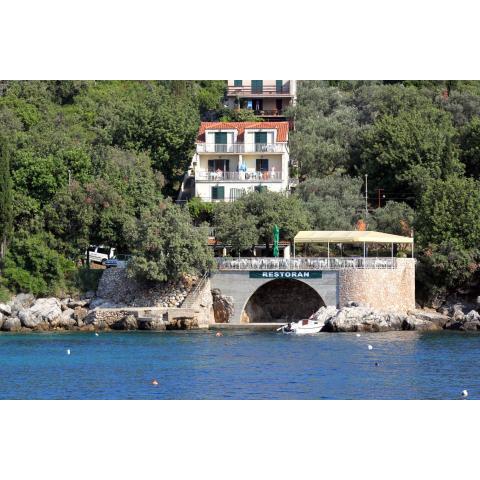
<box><xmin>402</xmin><ymin>315</ymin><xmax>440</xmax><ymax>331</ymax></box>
<box><xmin>138</xmin><ymin>316</ymin><xmax>166</xmax><ymax>331</ymax></box>
<box><xmin>310</xmin><ymin>306</ymin><xmax>338</xmax><ymax>326</ymax></box>
<box><xmin>83</xmin><ymin>290</ymin><xmax>96</xmax><ymax>299</ymax></box>
<box><xmin>67</xmin><ymin>299</ymin><xmax>89</xmax><ymax>309</ymax></box>
<box><xmin>1</xmin><ymin>316</ymin><xmax>21</xmax><ymax>332</ymax></box>
<box><xmin>88</xmin><ymin>298</ymin><xmax>118</xmax><ymax>309</ymax></box>
<box><xmin>444</xmin><ymin>310</ymin><xmax>480</xmax><ymax>331</ymax></box>
<box><xmin>111</xmin><ymin>314</ymin><xmax>138</xmax><ymax>330</ymax></box>
<box><xmin>0</xmin><ymin>313</ymin><xmax>4</xmax><ymax>330</ymax></box>
<box><xmin>52</xmin><ymin>308</ymin><xmax>76</xmax><ymax>328</ymax></box>
<box><xmin>18</xmin><ymin>309</ymin><xmax>45</xmax><ymax>328</ymax></box>
<box><xmin>212</xmin><ymin>289</ymin><xmax>234</xmax><ymax>323</ymax></box>
<box><xmin>166</xmin><ymin>316</ymin><xmax>198</xmax><ymax>330</ymax></box>
<box><xmin>29</xmin><ymin>298</ymin><xmax>62</xmax><ymax>323</ymax></box>
<box><xmin>12</xmin><ymin>293</ymin><xmax>35</xmax><ymax>310</ymax></box>
<box><xmin>324</xmin><ymin>307</ymin><xmax>405</xmax><ymax>332</ymax></box>
<box><xmin>73</xmin><ymin>306</ymin><xmax>88</xmax><ymax>322</ymax></box>
<box><xmin>0</xmin><ymin>303</ymin><xmax>11</xmax><ymax>316</ymax></box>
<box><xmin>409</xmin><ymin>310</ymin><xmax>450</xmax><ymax>329</ymax></box>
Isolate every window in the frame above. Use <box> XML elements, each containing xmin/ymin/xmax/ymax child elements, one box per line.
<box><xmin>234</xmin><ymin>80</ymin><xmax>242</xmax><ymax>87</ymax></box>
<box><xmin>251</xmin><ymin>80</ymin><xmax>263</xmax><ymax>94</ymax></box>
<box><xmin>276</xmin><ymin>80</ymin><xmax>283</xmax><ymax>93</ymax></box>
<box><xmin>208</xmin><ymin>159</ymin><xmax>230</xmax><ymax>172</ymax></box>
<box><xmin>256</xmin><ymin>159</ymin><xmax>269</xmax><ymax>172</ymax></box>
<box><xmin>214</xmin><ymin>132</ymin><xmax>228</xmax><ymax>152</ymax></box>
<box><xmin>211</xmin><ymin>186</ymin><xmax>225</xmax><ymax>200</ymax></box>
<box><xmin>254</xmin><ymin>132</ymin><xmax>268</xmax><ymax>149</ymax></box>
<box><xmin>230</xmin><ymin>188</ymin><xmax>245</xmax><ymax>201</ymax></box>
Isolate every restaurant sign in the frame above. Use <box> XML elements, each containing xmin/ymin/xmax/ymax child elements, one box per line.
<box><xmin>249</xmin><ymin>271</ymin><xmax>322</xmax><ymax>279</ymax></box>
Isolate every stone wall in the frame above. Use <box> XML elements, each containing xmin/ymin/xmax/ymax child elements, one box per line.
<box><xmin>96</xmin><ymin>268</ymin><xmax>195</xmax><ymax>307</ymax></box>
<box><xmin>338</xmin><ymin>258</ymin><xmax>415</xmax><ymax>312</ymax></box>
<box><xmin>189</xmin><ymin>278</ymin><xmax>215</xmax><ymax>327</ymax></box>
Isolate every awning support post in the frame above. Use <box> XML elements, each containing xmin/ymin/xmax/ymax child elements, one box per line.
<box><xmin>327</xmin><ymin>242</ymin><xmax>330</xmax><ymax>268</ymax></box>
<box><xmin>363</xmin><ymin>242</ymin><xmax>366</xmax><ymax>268</ymax></box>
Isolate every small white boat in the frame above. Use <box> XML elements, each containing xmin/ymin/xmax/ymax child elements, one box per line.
<box><xmin>278</xmin><ymin>319</ymin><xmax>323</xmax><ymax>335</ymax></box>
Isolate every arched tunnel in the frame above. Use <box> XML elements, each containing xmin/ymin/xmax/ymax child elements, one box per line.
<box><xmin>240</xmin><ymin>279</ymin><xmax>325</xmax><ymax>323</ymax></box>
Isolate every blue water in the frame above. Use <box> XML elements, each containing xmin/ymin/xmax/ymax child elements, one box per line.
<box><xmin>0</xmin><ymin>330</ymin><xmax>479</xmax><ymax>399</ymax></box>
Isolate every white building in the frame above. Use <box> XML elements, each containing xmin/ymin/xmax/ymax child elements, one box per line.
<box><xmin>225</xmin><ymin>80</ymin><xmax>296</xmax><ymax>120</ymax></box>
<box><xmin>186</xmin><ymin>121</ymin><xmax>290</xmax><ymax>202</ymax></box>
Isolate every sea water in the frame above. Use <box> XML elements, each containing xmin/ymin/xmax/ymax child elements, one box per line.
<box><xmin>0</xmin><ymin>330</ymin><xmax>478</xmax><ymax>399</ymax></box>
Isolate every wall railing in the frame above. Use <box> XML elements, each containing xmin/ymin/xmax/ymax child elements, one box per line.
<box><xmin>195</xmin><ymin>170</ymin><xmax>282</xmax><ymax>182</ymax></box>
<box><xmin>197</xmin><ymin>143</ymin><xmax>286</xmax><ymax>154</ymax></box>
<box><xmin>216</xmin><ymin>257</ymin><xmax>398</xmax><ymax>271</ymax></box>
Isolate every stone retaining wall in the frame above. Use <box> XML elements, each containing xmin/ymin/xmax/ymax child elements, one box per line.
<box><xmin>338</xmin><ymin>258</ymin><xmax>415</xmax><ymax>312</ymax></box>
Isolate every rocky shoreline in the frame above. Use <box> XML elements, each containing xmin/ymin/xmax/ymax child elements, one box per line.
<box><xmin>1</xmin><ymin>291</ymin><xmax>479</xmax><ymax>333</ymax></box>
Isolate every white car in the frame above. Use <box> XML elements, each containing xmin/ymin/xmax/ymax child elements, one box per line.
<box><xmin>85</xmin><ymin>245</ymin><xmax>116</xmax><ymax>265</ymax></box>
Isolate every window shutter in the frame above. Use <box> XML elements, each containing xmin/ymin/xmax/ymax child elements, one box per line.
<box><xmin>234</xmin><ymin>80</ymin><xmax>242</xmax><ymax>87</ymax></box>
<box><xmin>276</xmin><ymin>80</ymin><xmax>283</xmax><ymax>93</ymax></box>
<box><xmin>251</xmin><ymin>80</ymin><xmax>263</xmax><ymax>94</ymax></box>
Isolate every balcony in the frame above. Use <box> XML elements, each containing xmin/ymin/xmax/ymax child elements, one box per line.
<box><xmin>227</xmin><ymin>84</ymin><xmax>292</xmax><ymax>97</ymax></box>
<box><xmin>197</xmin><ymin>142</ymin><xmax>286</xmax><ymax>154</ymax></box>
<box><xmin>195</xmin><ymin>170</ymin><xmax>283</xmax><ymax>182</ymax></box>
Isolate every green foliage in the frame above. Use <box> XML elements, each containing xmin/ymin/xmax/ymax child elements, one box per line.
<box><xmin>0</xmin><ymin>139</ymin><xmax>13</xmax><ymax>257</ymax></box>
<box><xmin>219</xmin><ymin>108</ymin><xmax>262</xmax><ymax>122</ymax></box>
<box><xmin>289</xmin><ymin>85</ymin><xmax>362</xmax><ymax>177</ymax></box>
<box><xmin>187</xmin><ymin>197</ymin><xmax>214</xmax><ymax>224</ymax></box>
<box><xmin>0</xmin><ymin>285</ymin><xmax>10</xmax><ymax>303</ymax></box>
<box><xmin>459</xmin><ymin>116</ymin><xmax>480</xmax><ymax>178</ymax></box>
<box><xmin>360</xmin><ymin>107</ymin><xmax>463</xmax><ymax>203</ymax></box>
<box><xmin>74</xmin><ymin>268</ymin><xmax>104</xmax><ymax>293</ymax></box>
<box><xmin>373</xmin><ymin>201</ymin><xmax>415</xmax><ymax>236</ymax></box>
<box><xmin>213</xmin><ymin>202</ymin><xmax>259</xmax><ymax>254</ymax></box>
<box><xmin>213</xmin><ymin>191</ymin><xmax>310</xmax><ymax>252</ymax></box>
<box><xmin>415</xmin><ymin>175</ymin><xmax>480</xmax><ymax>250</ymax></box>
<box><xmin>1</xmin><ymin>233</ymin><xmax>76</xmax><ymax>296</ymax></box>
<box><xmin>129</xmin><ymin>202</ymin><xmax>215</xmax><ymax>282</ymax></box>
<box><xmin>295</xmin><ymin>175</ymin><xmax>364</xmax><ymax>230</ymax></box>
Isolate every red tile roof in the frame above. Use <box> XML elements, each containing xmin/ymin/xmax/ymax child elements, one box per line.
<box><xmin>197</xmin><ymin>122</ymin><xmax>289</xmax><ymax>143</ymax></box>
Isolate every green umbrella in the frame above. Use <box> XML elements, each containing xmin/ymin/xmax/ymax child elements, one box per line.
<box><xmin>273</xmin><ymin>224</ymin><xmax>280</xmax><ymax>257</ymax></box>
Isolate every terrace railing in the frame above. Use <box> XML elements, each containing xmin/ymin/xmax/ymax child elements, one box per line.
<box><xmin>197</xmin><ymin>143</ymin><xmax>286</xmax><ymax>154</ymax></box>
<box><xmin>227</xmin><ymin>85</ymin><xmax>292</xmax><ymax>96</ymax></box>
<box><xmin>195</xmin><ymin>170</ymin><xmax>282</xmax><ymax>182</ymax></box>
<box><xmin>216</xmin><ymin>257</ymin><xmax>398</xmax><ymax>271</ymax></box>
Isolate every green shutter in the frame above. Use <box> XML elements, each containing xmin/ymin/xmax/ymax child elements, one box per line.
<box><xmin>276</xmin><ymin>80</ymin><xmax>283</xmax><ymax>93</ymax></box>
<box><xmin>234</xmin><ymin>80</ymin><xmax>242</xmax><ymax>87</ymax></box>
<box><xmin>254</xmin><ymin>186</ymin><xmax>268</xmax><ymax>193</ymax></box>
<box><xmin>215</xmin><ymin>132</ymin><xmax>227</xmax><ymax>144</ymax></box>
<box><xmin>251</xmin><ymin>80</ymin><xmax>263</xmax><ymax>94</ymax></box>
<box><xmin>212</xmin><ymin>186</ymin><xmax>225</xmax><ymax>200</ymax></box>
<box><xmin>255</xmin><ymin>132</ymin><xmax>267</xmax><ymax>145</ymax></box>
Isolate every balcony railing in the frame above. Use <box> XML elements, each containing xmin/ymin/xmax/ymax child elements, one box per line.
<box><xmin>216</xmin><ymin>257</ymin><xmax>398</xmax><ymax>270</ymax></box>
<box><xmin>195</xmin><ymin>170</ymin><xmax>282</xmax><ymax>182</ymax></box>
<box><xmin>197</xmin><ymin>143</ymin><xmax>286</xmax><ymax>154</ymax></box>
<box><xmin>227</xmin><ymin>85</ymin><xmax>292</xmax><ymax>96</ymax></box>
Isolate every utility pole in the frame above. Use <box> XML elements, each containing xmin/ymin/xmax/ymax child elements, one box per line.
<box><xmin>376</xmin><ymin>188</ymin><xmax>385</xmax><ymax>208</ymax></box>
<box><xmin>364</xmin><ymin>174</ymin><xmax>368</xmax><ymax>218</ymax></box>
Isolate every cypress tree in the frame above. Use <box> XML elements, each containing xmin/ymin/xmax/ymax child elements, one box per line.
<box><xmin>0</xmin><ymin>139</ymin><xmax>13</xmax><ymax>260</ymax></box>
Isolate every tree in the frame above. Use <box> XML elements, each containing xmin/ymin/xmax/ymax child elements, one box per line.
<box><xmin>360</xmin><ymin>107</ymin><xmax>463</xmax><ymax>205</ymax></box>
<box><xmin>373</xmin><ymin>201</ymin><xmax>415</xmax><ymax>236</ymax></box>
<box><xmin>295</xmin><ymin>175</ymin><xmax>364</xmax><ymax>230</ymax></box>
<box><xmin>129</xmin><ymin>202</ymin><xmax>215</xmax><ymax>282</ymax></box>
<box><xmin>213</xmin><ymin>202</ymin><xmax>259</xmax><ymax>254</ymax></box>
<box><xmin>459</xmin><ymin>116</ymin><xmax>480</xmax><ymax>179</ymax></box>
<box><xmin>415</xmin><ymin>175</ymin><xmax>480</xmax><ymax>250</ymax></box>
<box><xmin>214</xmin><ymin>191</ymin><xmax>310</xmax><ymax>253</ymax></box>
<box><xmin>289</xmin><ymin>84</ymin><xmax>362</xmax><ymax>177</ymax></box>
<box><xmin>0</xmin><ymin>139</ymin><xmax>13</xmax><ymax>259</ymax></box>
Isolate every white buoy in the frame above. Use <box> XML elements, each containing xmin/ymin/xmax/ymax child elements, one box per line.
<box><xmin>368</xmin><ymin>345</ymin><xmax>373</xmax><ymax>350</ymax></box>
<box><xmin>356</xmin><ymin>333</ymin><xmax>361</xmax><ymax>337</ymax></box>
<box><xmin>95</xmin><ymin>332</ymin><xmax>99</xmax><ymax>337</ymax></box>
<box><xmin>462</xmin><ymin>389</ymin><xmax>468</xmax><ymax>398</ymax></box>
<box><xmin>66</xmin><ymin>349</ymin><xmax>71</xmax><ymax>355</ymax></box>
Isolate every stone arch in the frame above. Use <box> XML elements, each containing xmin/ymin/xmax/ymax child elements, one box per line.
<box><xmin>240</xmin><ymin>279</ymin><xmax>325</xmax><ymax>323</ymax></box>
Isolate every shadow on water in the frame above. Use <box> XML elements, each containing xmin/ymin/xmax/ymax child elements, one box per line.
<box><xmin>0</xmin><ymin>330</ymin><xmax>479</xmax><ymax>400</ymax></box>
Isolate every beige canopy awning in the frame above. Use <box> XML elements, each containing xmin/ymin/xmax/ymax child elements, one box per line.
<box><xmin>294</xmin><ymin>230</ymin><xmax>414</xmax><ymax>244</ymax></box>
